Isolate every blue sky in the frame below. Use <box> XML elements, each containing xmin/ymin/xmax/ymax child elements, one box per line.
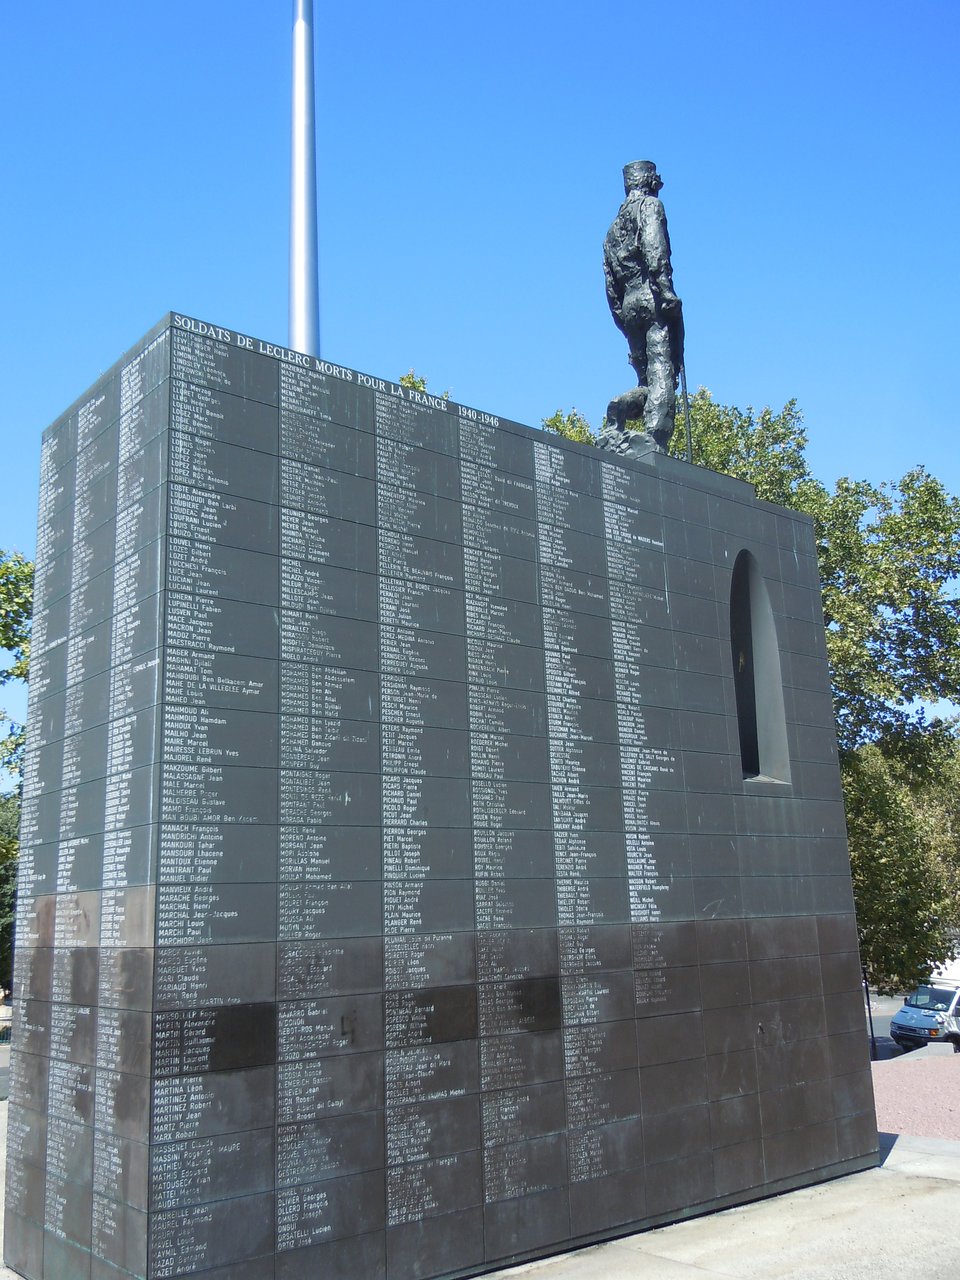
<box><xmin>1</xmin><ymin>0</ymin><xmax>958</xmax><ymax>722</ymax></box>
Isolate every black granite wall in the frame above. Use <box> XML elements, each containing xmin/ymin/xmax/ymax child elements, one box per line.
<box><xmin>4</xmin><ymin>314</ymin><xmax>878</xmax><ymax>1280</ymax></box>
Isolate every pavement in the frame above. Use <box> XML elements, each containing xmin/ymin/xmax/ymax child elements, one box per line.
<box><xmin>0</xmin><ymin>1047</ymin><xmax>956</xmax><ymax>1279</ymax></box>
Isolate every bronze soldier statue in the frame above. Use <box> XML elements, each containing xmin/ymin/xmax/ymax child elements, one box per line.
<box><xmin>601</xmin><ymin>161</ymin><xmax>684</xmax><ymax>452</ymax></box>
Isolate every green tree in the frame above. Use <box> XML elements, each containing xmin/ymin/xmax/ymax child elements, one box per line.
<box><xmin>671</xmin><ymin>392</ymin><xmax>816</xmax><ymax>509</ymax></box>
<box><xmin>0</xmin><ymin>550</ymin><xmax>31</xmax><ymax>991</ymax></box>
<box><xmin>670</xmin><ymin>391</ymin><xmax>960</xmax><ymax>987</ymax></box>
<box><xmin>541</xmin><ymin>408</ymin><xmax>596</xmax><ymax>445</ymax></box>
<box><xmin>0</xmin><ymin>792</ymin><xmax>18</xmax><ymax>991</ymax></box>
<box><xmin>399</xmin><ymin>370</ymin><xmax>450</xmax><ymax>399</ymax></box>
<box><xmin>0</xmin><ymin>550</ymin><xmax>33</xmax><ymax>781</ymax></box>
<box><xmin>844</xmin><ymin>725</ymin><xmax>960</xmax><ymax>991</ymax></box>
<box><xmin>399</xmin><ymin>370</ymin><xmax>428</xmax><ymax>393</ymax></box>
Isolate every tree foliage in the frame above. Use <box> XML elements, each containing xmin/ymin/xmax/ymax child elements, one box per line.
<box><xmin>399</xmin><ymin>370</ymin><xmax>428</xmax><ymax>393</ymax></box>
<box><xmin>399</xmin><ymin>370</ymin><xmax>450</xmax><ymax>399</ymax></box>
<box><xmin>0</xmin><ymin>550</ymin><xmax>31</xmax><ymax>685</ymax></box>
<box><xmin>0</xmin><ymin>550</ymin><xmax>32</xmax><ymax>781</ymax></box>
<box><xmin>844</xmin><ymin>725</ymin><xmax>960</xmax><ymax>991</ymax></box>
<box><xmin>541</xmin><ymin>408</ymin><xmax>596</xmax><ymax>445</ymax></box>
<box><xmin>0</xmin><ymin>792</ymin><xmax>18</xmax><ymax>991</ymax></box>
<box><xmin>0</xmin><ymin>550</ymin><xmax>30</xmax><ymax>987</ymax></box>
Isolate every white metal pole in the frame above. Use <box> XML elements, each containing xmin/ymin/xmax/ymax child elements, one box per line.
<box><xmin>290</xmin><ymin>0</ymin><xmax>320</xmax><ymax>355</ymax></box>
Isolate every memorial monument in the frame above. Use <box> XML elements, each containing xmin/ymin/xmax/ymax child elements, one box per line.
<box><xmin>4</xmin><ymin>296</ymin><xmax>879</xmax><ymax>1278</ymax></box>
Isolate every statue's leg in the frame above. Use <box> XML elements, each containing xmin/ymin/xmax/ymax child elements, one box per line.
<box><xmin>628</xmin><ymin>337</ymin><xmax>648</xmax><ymax>387</ymax></box>
<box><xmin>643</xmin><ymin>324</ymin><xmax>676</xmax><ymax>448</ymax></box>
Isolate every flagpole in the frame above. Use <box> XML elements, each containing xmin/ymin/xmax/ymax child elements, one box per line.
<box><xmin>289</xmin><ymin>0</ymin><xmax>320</xmax><ymax>356</ymax></box>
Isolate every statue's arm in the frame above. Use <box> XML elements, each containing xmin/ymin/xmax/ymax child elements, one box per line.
<box><xmin>640</xmin><ymin>201</ymin><xmax>680</xmax><ymax>311</ymax></box>
<box><xmin>603</xmin><ymin>241</ymin><xmax>625</xmax><ymax>324</ymax></box>
<box><xmin>638</xmin><ymin>200</ymin><xmax>670</xmax><ymax>274</ymax></box>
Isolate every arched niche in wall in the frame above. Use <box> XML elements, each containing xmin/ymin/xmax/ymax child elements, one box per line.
<box><xmin>729</xmin><ymin>549</ymin><xmax>791</xmax><ymax>784</ymax></box>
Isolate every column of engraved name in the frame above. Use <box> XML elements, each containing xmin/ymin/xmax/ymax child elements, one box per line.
<box><xmin>92</xmin><ymin>337</ymin><xmax>168</xmax><ymax>1273</ymax></box>
<box><xmin>535</xmin><ymin>441</ymin><xmax>643</xmax><ymax>1234</ymax></box>
<box><xmin>6</xmin><ymin>404</ymin><xmax>70</xmax><ymax>1275</ymax></box>
<box><xmin>150</xmin><ymin>331</ymin><xmax>280</xmax><ymax>1279</ymax></box>
<box><xmin>600</xmin><ymin>471</ymin><xmax>676</xmax><ymax>914</ymax></box>
<box><xmin>276</xmin><ymin>362</ymin><xmax>383</xmax><ymax>1264</ymax></box>
<box><xmin>600</xmin><ymin>466</ymin><xmax>679</xmax><ymax>1020</ymax></box>
<box><xmin>11</xmin><ymin>389</ymin><xmax>91</xmax><ymax>1275</ymax></box>
<box><xmin>378</xmin><ymin>393</ymin><xmax>482</xmax><ymax>1271</ymax></box>
<box><xmin>12</xmin><ymin>413</ymin><xmax>64</xmax><ymax>1068</ymax></box>
<box><xmin>461</xmin><ymin>416</ymin><xmax>564</xmax><ymax>1256</ymax></box>
<box><xmin>44</xmin><ymin>384</ymin><xmax>118</xmax><ymax>1266</ymax></box>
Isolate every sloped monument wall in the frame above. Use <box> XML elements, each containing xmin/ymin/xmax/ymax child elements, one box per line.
<box><xmin>5</xmin><ymin>314</ymin><xmax>879</xmax><ymax>1280</ymax></box>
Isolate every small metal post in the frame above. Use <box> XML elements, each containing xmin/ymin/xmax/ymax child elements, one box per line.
<box><xmin>863</xmin><ymin>965</ymin><xmax>878</xmax><ymax>1060</ymax></box>
<box><xmin>290</xmin><ymin>0</ymin><xmax>320</xmax><ymax>356</ymax></box>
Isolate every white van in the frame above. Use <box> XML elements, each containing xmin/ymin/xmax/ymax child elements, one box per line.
<box><xmin>889</xmin><ymin>981</ymin><xmax>960</xmax><ymax>1052</ymax></box>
